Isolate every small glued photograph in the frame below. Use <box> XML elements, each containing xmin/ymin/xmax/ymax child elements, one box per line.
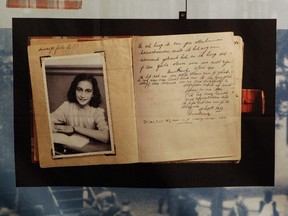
<box><xmin>42</xmin><ymin>53</ymin><xmax>115</xmax><ymax>159</ymax></box>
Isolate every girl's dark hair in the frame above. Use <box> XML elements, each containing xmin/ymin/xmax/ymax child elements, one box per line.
<box><xmin>67</xmin><ymin>73</ymin><xmax>101</xmax><ymax>107</ymax></box>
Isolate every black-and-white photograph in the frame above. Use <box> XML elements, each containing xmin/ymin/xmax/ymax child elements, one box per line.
<box><xmin>42</xmin><ymin>53</ymin><xmax>115</xmax><ymax>158</ymax></box>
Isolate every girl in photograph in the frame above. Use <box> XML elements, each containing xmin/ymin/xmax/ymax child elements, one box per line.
<box><xmin>50</xmin><ymin>73</ymin><xmax>109</xmax><ymax>144</ymax></box>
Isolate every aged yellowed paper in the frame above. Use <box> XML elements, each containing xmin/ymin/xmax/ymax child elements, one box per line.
<box><xmin>28</xmin><ymin>32</ymin><xmax>243</xmax><ymax>167</ymax></box>
<box><xmin>132</xmin><ymin>32</ymin><xmax>243</xmax><ymax>162</ymax></box>
<box><xmin>28</xmin><ymin>38</ymin><xmax>139</xmax><ymax>167</ymax></box>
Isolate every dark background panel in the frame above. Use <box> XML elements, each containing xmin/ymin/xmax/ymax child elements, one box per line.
<box><xmin>13</xmin><ymin>18</ymin><xmax>275</xmax><ymax>187</ymax></box>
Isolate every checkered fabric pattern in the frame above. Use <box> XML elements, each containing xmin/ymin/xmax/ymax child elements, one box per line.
<box><xmin>6</xmin><ymin>0</ymin><xmax>82</xmax><ymax>9</ymax></box>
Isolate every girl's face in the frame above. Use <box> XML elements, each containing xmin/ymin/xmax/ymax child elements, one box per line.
<box><xmin>75</xmin><ymin>80</ymin><xmax>93</xmax><ymax>107</ymax></box>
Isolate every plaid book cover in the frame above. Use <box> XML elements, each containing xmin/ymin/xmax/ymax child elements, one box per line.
<box><xmin>6</xmin><ymin>0</ymin><xmax>82</xmax><ymax>9</ymax></box>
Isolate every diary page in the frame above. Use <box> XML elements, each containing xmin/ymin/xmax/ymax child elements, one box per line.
<box><xmin>28</xmin><ymin>38</ymin><xmax>139</xmax><ymax>167</ymax></box>
<box><xmin>132</xmin><ymin>32</ymin><xmax>243</xmax><ymax>162</ymax></box>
